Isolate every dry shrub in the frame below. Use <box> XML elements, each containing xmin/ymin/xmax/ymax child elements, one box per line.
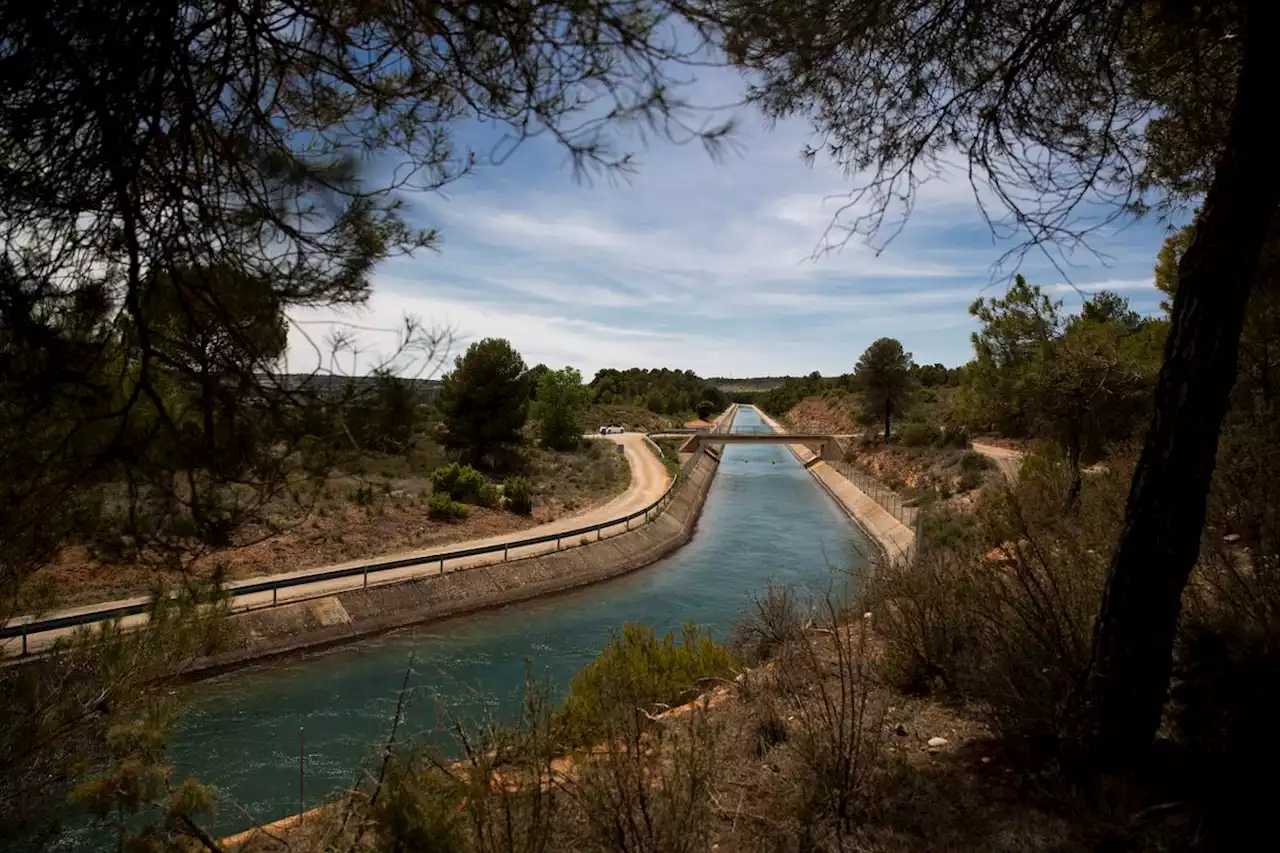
<box><xmin>1170</xmin><ymin>531</ymin><xmax>1280</xmax><ymax>845</ymax></box>
<box><xmin>751</xmin><ymin>705</ymin><xmax>789</xmax><ymax>757</ymax></box>
<box><xmin>782</xmin><ymin>603</ymin><xmax>884</xmax><ymax>839</ymax></box>
<box><xmin>332</xmin><ymin>675</ymin><xmax>560</xmax><ymax>853</ymax></box>
<box><xmin>734</xmin><ymin>585</ymin><xmax>886</xmax><ymax>845</ymax></box>
<box><xmin>570</xmin><ymin>706</ymin><xmax>720</xmax><ymax>853</ymax></box>
<box><xmin>864</xmin><ymin>449</ymin><xmax>1130</xmax><ymax>751</ymax></box>
<box><xmin>730</xmin><ymin>582</ymin><xmax>805</xmax><ymax>666</ymax></box>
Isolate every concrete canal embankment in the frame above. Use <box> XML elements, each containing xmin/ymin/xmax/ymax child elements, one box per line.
<box><xmin>750</xmin><ymin>407</ymin><xmax>916</xmax><ymax>564</ymax></box>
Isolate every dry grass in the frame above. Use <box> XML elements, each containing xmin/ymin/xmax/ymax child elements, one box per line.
<box><xmin>526</xmin><ymin>439</ymin><xmax>629</xmax><ymax>515</ymax></box>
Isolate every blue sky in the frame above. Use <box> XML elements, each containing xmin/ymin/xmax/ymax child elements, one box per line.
<box><xmin>285</xmin><ymin>68</ymin><xmax>1183</xmax><ymax>381</ymax></box>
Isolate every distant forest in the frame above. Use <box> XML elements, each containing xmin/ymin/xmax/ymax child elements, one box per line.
<box><xmin>588</xmin><ymin>368</ymin><xmax>728</xmax><ymax>416</ymax></box>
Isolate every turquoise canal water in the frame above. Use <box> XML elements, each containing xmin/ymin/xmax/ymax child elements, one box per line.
<box><xmin>171</xmin><ymin>408</ymin><xmax>874</xmax><ymax>834</ymax></box>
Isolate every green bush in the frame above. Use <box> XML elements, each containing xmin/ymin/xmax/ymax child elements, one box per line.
<box><xmin>556</xmin><ymin>622</ymin><xmax>737</xmax><ymax>745</ymax></box>
<box><xmin>426</xmin><ymin>491</ymin><xmax>468</xmax><ymax>521</ymax></box>
<box><xmin>431</xmin><ymin>462</ymin><xmax>462</xmax><ymax>495</ymax></box>
<box><xmin>431</xmin><ymin>462</ymin><xmax>488</xmax><ymax>504</ymax></box>
<box><xmin>502</xmin><ymin>475</ymin><xmax>533</xmax><ymax>515</ymax></box>
<box><xmin>476</xmin><ymin>481</ymin><xmax>501</xmax><ymax>509</ymax></box>
<box><xmin>896</xmin><ymin>421</ymin><xmax>941</xmax><ymax>447</ymax></box>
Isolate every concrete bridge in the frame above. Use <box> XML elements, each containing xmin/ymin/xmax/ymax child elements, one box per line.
<box><xmin>650</xmin><ymin>431</ymin><xmax>855</xmax><ymax>462</ymax></box>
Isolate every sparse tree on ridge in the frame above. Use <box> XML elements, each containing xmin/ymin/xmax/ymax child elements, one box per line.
<box><xmin>854</xmin><ymin>338</ymin><xmax>915</xmax><ymax>445</ymax></box>
<box><xmin>534</xmin><ymin>367</ymin><xmax>588</xmax><ymax>451</ymax></box>
<box><xmin>956</xmin><ymin>279</ymin><xmax>1162</xmax><ymax>504</ymax></box>
<box><xmin>437</xmin><ymin>339</ymin><xmax>529</xmax><ymax>466</ymax></box>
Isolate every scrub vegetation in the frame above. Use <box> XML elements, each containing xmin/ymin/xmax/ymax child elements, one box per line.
<box><xmin>5</xmin><ymin>0</ymin><xmax>1280</xmax><ymax>851</ymax></box>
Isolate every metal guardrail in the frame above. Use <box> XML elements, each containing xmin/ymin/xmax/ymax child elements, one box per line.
<box><xmin>828</xmin><ymin>460</ymin><xmax>922</xmax><ymax>533</ymax></box>
<box><xmin>2</xmin><ymin>454</ymin><xmax>686</xmax><ymax>653</ymax></box>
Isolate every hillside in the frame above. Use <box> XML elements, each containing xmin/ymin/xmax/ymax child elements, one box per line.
<box><xmin>783</xmin><ymin>394</ymin><xmax>997</xmax><ymax>506</ymax></box>
<box><xmin>785</xmin><ymin>392</ymin><xmax>860</xmax><ymax>434</ymax></box>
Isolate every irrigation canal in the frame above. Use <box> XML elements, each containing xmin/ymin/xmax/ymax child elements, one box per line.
<box><xmin>168</xmin><ymin>407</ymin><xmax>875</xmax><ymax>835</ymax></box>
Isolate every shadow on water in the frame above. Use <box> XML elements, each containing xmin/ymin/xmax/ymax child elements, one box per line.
<box><xmin>170</xmin><ymin>408</ymin><xmax>874</xmax><ymax>833</ymax></box>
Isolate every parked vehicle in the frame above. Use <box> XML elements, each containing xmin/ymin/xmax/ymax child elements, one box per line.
<box><xmin>598</xmin><ymin>424</ymin><xmax>625</xmax><ymax>435</ymax></box>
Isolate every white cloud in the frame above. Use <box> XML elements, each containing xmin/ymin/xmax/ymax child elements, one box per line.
<box><xmin>284</xmin><ymin>75</ymin><xmax>1173</xmax><ymax>377</ymax></box>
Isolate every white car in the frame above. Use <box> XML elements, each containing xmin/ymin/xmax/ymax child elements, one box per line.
<box><xmin>598</xmin><ymin>424</ymin><xmax>625</xmax><ymax>435</ymax></box>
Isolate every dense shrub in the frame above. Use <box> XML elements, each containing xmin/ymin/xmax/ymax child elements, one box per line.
<box><xmin>426</xmin><ymin>491</ymin><xmax>468</xmax><ymax>521</ymax></box>
<box><xmin>937</xmin><ymin>424</ymin><xmax>970</xmax><ymax>448</ymax></box>
<box><xmin>556</xmin><ymin>622</ymin><xmax>737</xmax><ymax>745</ymax></box>
<box><xmin>502</xmin><ymin>475</ymin><xmax>533</xmax><ymax>515</ymax></box>
<box><xmin>431</xmin><ymin>462</ymin><xmax>488</xmax><ymax>504</ymax></box>
<box><xmin>896</xmin><ymin>421</ymin><xmax>941</xmax><ymax>447</ymax></box>
<box><xmin>864</xmin><ymin>453</ymin><xmax>1124</xmax><ymax>749</ymax></box>
<box><xmin>956</xmin><ymin>468</ymin><xmax>984</xmax><ymax>493</ymax></box>
<box><xmin>1168</xmin><ymin>536</ymin><xmax>1280</xmax><ymax>844</ymax></box>
<box><xmin>476</xmin><ymin>482</ymin><xmax>501</xmax><ymax>509</ymax></box>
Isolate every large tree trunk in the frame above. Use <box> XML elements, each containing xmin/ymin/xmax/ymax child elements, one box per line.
<box><xmin>1075</xmin><ymin>0</ymin><xmax>1280</xmax><ymax>769</ymax></box>
<box><xmin>883</xmin><ymin>398</ymin><xmax>892</xmax><ymax>445</ymax></box>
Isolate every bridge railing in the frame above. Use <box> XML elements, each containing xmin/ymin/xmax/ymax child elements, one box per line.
<box><xmin>2</xmin><ymin>449</ymin><xmax>688</xmax><ymax>655</ymax></box>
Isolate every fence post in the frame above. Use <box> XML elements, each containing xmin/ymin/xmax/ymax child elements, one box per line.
<box><xmin>504</xmin><ymin>543</ymin><xmax>509</xmax><ymax>562</ymax></box>
<box><xmin>556</xmin><ymin>536</ymin><xmax>561</xmax><ymax>551</ymax></box>
<box><xmin>21</xmin><ymin>626</ymin><xmax>27</xmax><ymax>656</ymax></box>
<box><xmin>363</xmin><ymin>568</ymin><xmax>368</xmax><ymax>589</ymax></box>
<box><xmin>273</xmin><ymin>587</ymin><xmax>278</xmax><ymax>606</ymax></box>
<box><xmin>597</xmin><ymin>526</ymin><xmax>602</xmax><ymax>540</ymax></box>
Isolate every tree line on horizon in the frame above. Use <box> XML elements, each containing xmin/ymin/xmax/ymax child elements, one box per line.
<box><xmin>758</xmin><ymin>279</ymin><xmax>1167</xmax><ymax>500</ymax></box>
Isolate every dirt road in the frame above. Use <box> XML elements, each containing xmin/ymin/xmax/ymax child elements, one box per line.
<box><xmin>4</xmin><ymin>433</ymin><xmax>670</xmax><ymax>656</ymax></box>
<box><xmin>971</xmin><ymin>442</ymin><xmax>1024</xmax><ymax>481</ymax></box>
